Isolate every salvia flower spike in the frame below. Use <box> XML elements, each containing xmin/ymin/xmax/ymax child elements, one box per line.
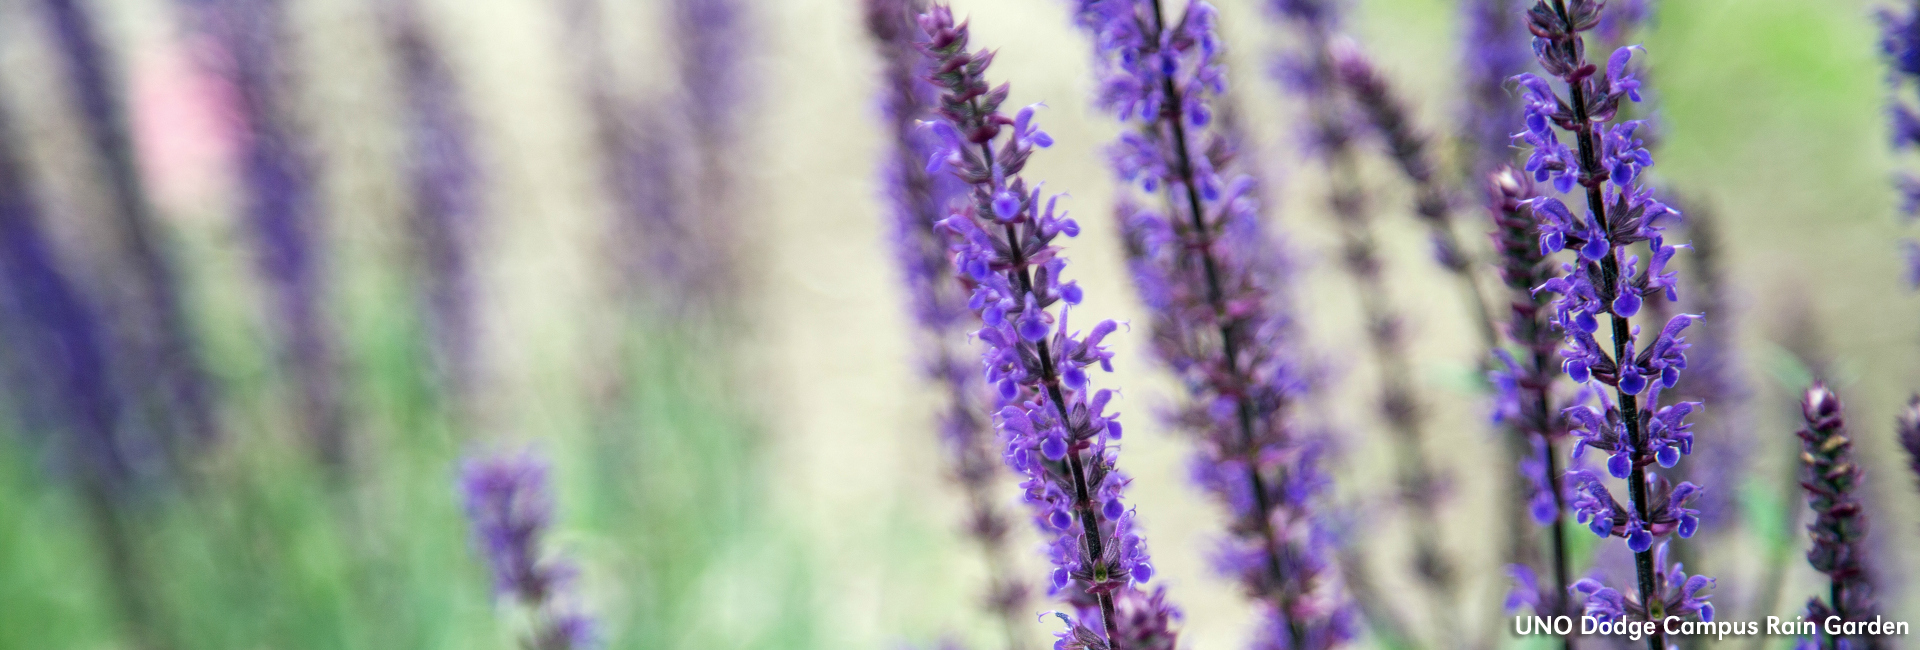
<box><xmin>1486</xmin><ymin>166</ymin><xmax>1578</xmax><ymax>646</ymax></box>
<box><xmin>1796</xmin><ymin>385</ymin><xmax>1883</xmax><ymax>649</ymax></box>
<box><xmin>1460</xmin><ymin>0</ymin><xmax>1532</xmax><ymax>176</ymax></box>
<box><xmin>41</xmin><ymin>0</ymin><xmax>218</xmax><ymax>450</ymax></box>
<box><xmin>1333</xmin><ymin>43</ymin><xmax>1499</xmax><ymax>351</ymax></box>
<box><xmin>390</xmin><ymin>5</ymin><xmax>484</xmax><ymax>405</ymax></box>
<box><xmin>1898</xmin><ymin>395</ymin><xmax>1920</xmax><ymax>495</ymax></box>
<box><xmin>1515</xmin><ymin>1</ymin><xmax>1713</xmax><ymax>646</ymax></box>
<box><xmin>1071</xmin><ymin>1</ymin><xmax>1352</xmax><ymax>647</ymax></box>
<box><xmin>188</xmin><ymin>0</ymin><xmax>347</xmax><ymax>469</ymax></box>
<box><xmin>1266</xmin><ymin>0</ymin><xmax>1461</xmax><ymax>638</ymax></box>
<box><xmin>460</xmin><ymin>452</ymin><xmax>597</xmax><ymax>650</ymax></box>
<box><xmin>1881</xmin><ymin>1</ymin><xmax>1920</xmax><ymax>285</ymax></box>
<box><xmin>864</xmin><ymin>0</ymin><xmax>1032</xmax><ymax>644</ymax></box>
<box><xmin>917</xmin><ymin>6</ymin><xmax>1178</xmax><ymax>647</ymax></box>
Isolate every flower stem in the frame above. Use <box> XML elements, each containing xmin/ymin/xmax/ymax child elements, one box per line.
<box><xmin>1549</xmin><ymin>1</ymin><xmax>1661</xmax><ymax>646</ymax></box>
<box><xmin>1141</xmin><ymin>1</ymin><xmax>1303</xmax><ymax>644</ymax></box>
<box><xmin>992</xmin><ymin>151</ymin><xmax>1121</xmax><ymax>642</ymax></box>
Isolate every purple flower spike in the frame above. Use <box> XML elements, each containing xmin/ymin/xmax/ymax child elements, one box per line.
<box><xmin>1073</xmin><ymin>1</ymin><xmax>1351</xmax><ymax>647</ymax></box>
<box><xmin>864</xmin><ymin>0</ymin><xmax>1036</xmax><ymax>642</ymax></box>
<box><xmin>1518</xmin><ymin>1</ymin><xmax>1713</xmax><ymax>646</ymax></box>
<box><xmin>459</xmin><ymin>451</ymin><xmax>597</xmax><ymax>649</ymax></box>
<box><xmin>1883</xmin><ymin>3</ymin><xmax>1920</xmax><ymax>281</ymax></box>
<box><xmin>1334</xmin><ymin>41</ymin><xmax>1500</xmax><ymax>353</ymax></box>
<box><xmin>387</xmin><ymin>4</ymin><xmax>484</xmax><ymax>405</ymax></box>
<box><xmin>187</xmin><ymin>0</ymin><xmax>348</xmax><ymax>468</ymax></box>
<box><xmin>39</xmin><ymin>0</ymin><xmax>218</xmax><ymax>452</ymax></box>
<box><xmin>1460</xmin><ymin>0</ymin><xmax>1532</xmax><ymax>177</ymax></box>
<box><xmin>1267</xmin><ymin>0</ymin><xmax>1459</xmax><ymax>638</ymax></box>
<box><xmin>0</xmin><ymin>99</ymin><xmax>136</xmax><ymax>491</ymax></box>
<box><xmin>917</xmin><ymin>6</ymin><xmax>1178</xmax><ymax>646</ymax></box>
<box><xmin>1795</xmin><ymin>385</ymin><xmax>1881</xmax><ymax>648</ymax></box>
<box><xmin>1898</xmin><ymin>396</ymin><xmax>1920</xmax><ymax>494</ymax></box>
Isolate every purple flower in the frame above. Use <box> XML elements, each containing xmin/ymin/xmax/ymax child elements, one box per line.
<box><xmin>1796</xmin><ymin>385</ymin><xmax>1881</xmax><ymax>647</ymax></box>
<box><xmin>388</xmin><ymin>7</ymin><xmax>483</xmax><ymax>402</ymax></box>
<box><xmin>1075</xmin><ymin>2</ymin><xmax>1351</xmax><ymax>646</ymax></box>
<box><xmin>1882</xmin><ymin>3</ymin><xmax>1920</xmax><ymax>282</ymax></box>
<box><xmin>1268</xmin><ymin>0</ymin><xmax>1462</xmax><ymax>636</ymax></box>
<box><xmin>864</xmin><ymin>0</ymin><xmax>1033</xmax><ymax>641</ymax></box>
<box><xmin>459</xmin><ymin>451</ymin><xmax>597</xmax><ymax>650</ymax></box>
<box><xmin>1899</xmin><ymin>396</ymin><xmax>1920</xmax><ymax>494</ymax></box>
<box><xmin>1518</xmin><ymin>1</ymin><xmax>1713</xmax><ymax>644</ymax></box>
<box><xmin>587</xmin><ymin>0</ymin><xmax>755</xmax><ymax>316</ymax></box>
<box><xmin>1571</xmin><ymin>543</ymin><xmax>1713</xmax><ymax>623</ymax></box>
<box><xmin>1460</xmin><ymin>0</ymin><xmax>1532</xmax><ymax>176</ymax></box>
<box><xmin>0</xmin><ymin>102</ymin><xmax>132</xmax><ymax>489</ymax></box>
<box><xmin>185</xmin><ymin>0</ymin><xmax>346</xmax><ymax>467</ymax></box>
<box><xmin>918</xmin><ymin>6</ymin><xmax>1176</xmax><ymax>645</ymax></box>
<box><xmin>1333</xmin><ymin>43</ymin><xmax>1496</xmax><ymax>330</ymax></box>
<box><xmin>39</xmin><ymin>0</ymin><xmax>218</xmax><ymax>450</ymax></box>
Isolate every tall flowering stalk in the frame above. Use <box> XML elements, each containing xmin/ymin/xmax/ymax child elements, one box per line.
<box><xmin>1514</xmin><ymin>2</ymin><xmax>1713</xmax><ymax>646</ymax></box>
<box><xmin>1332</xmin><ymin>46</ymin><xmax>1499</xmax><ymax>351</ymax></box>
<box><xmin>1266</xmin><ymin>0</ymin><xmax>1459</xmax><ymax>635</ymax></box>
<box><xmin>1898</xmin><ymin>397</ymin><xmax>1920</xmax><ymax>494</ymax></box>
<box><xmin>461</xmin><ymin>452</ymin><xmax>597</xmax><ymax>650</ymax></box>
<box><xmin>1484</xmin><ymin>167</ymin><xmax>1577</xmax><ymax>647</ymax></box>
<box><xmin>184</xmin><ymin>0</ymin><xmax>346</xmax><ymax>468</ymax></box>
<box><xmin>1882</xmin><ymin>2</ymin><xmax>1920</xmax><ymax>285</ymax></box>
<box><xmin>865</xmin><ymin>0</ymin><xmax>1032</xmax><ymax>645</ymax></box>
<box><xmin>0</xmin><ymin>98</ymin><xmax>168</xmax><ymax>650</ymax></box>
<box><xmin>1667</xmin><ymin>208</ymin><xmax>1749</xmax><ymax>534</ymax></box>
<box><xmin>1070</xmin><ymin>1</ymin><xmax>1350</xmax><ymax>647</ymax></box>
<box><xmin>388</xmin><ymin>4</ymin><xmax>484</xmax><ymax>404</ymax></box>
<box><xmin>1795</xmin><ymin>385</ymin><xmax>1882</xmax><ymax>650</ymax></box>
<box><xmin>918</xmin><ymin>7</ymin><xmax>1177</xmax><ymax>647</ymax></box>
<box><xmin>39</xmin><ymin>0</ymin><xmax>218</xmax><ymax>450</ymax></box>
<box><xmin>1460</xmin><ymin>0</ymin><xmax>1531</xmax><ymax>177</ymax></box>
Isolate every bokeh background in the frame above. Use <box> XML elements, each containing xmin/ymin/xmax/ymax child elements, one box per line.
<box><xmin>0</xmin><ymin>0</ymin><xmax>1907</xmax><ymax>648</ymax></box>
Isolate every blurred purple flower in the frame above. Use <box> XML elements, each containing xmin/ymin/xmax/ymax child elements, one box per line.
<box><xmin>460</xmin><ymin>451</ymin><xmax>597</xmax><ymax>650</ymax></box>
<box><xmin>1266</xmin><ymin>0</ymin><xmax>1461</xmax><ymax>634</ymax></box>
<box><xmin>1333</xmin><ymin>44</ymin><xmax>1497</xmax><ymax>349</ymax></box>
<box><xmin>0</xmin><ymin>102</ymin><xmax>130</xmax><ymax>489</ymax></box>
<box><xmin>389</xmin><ymin>6</ymin><xmax>483</xmax><ymax>403</ymax></box>
<box><xmin>1899</xmin><ymin>396</ymin><xmax>1920</xmax><ymax>494</ymax></box>
<box><xmin>38</xmin><ymin>0</ymin><xmax>218</xmax><ymax>450</ymax></box>
<box><xmin>1460</xmin><ymin>0</ymin><xmax>1531</xmax><ymax>176</ymax></box>
<box><xmin>1073</xmin><ymin>1</ymin><xmax>1351</xmax><ymax>647</ymax></box>
<box><xmin>184</xmin><ymin>0</ymin><xmax>345</xmax><ymax>467</ymax></box>
<box><xmin>1882</xmin><ymin>2</ymin><xmax>1920</xmax><ymax>285</ymax></box>
<box><xmin>918</xmin><ymin>5</ymin><xmax>1177</xmax><ymax>645</ymax></box>
<box><xmin>865</xmin><ymin>0</ymin><xmax>1032</xmax><ymax>644</ymax></box>
<box><xmin>1486</xmin><ymin>167</ymin><xmax>1583</xmax><ymax>626</ymax></box>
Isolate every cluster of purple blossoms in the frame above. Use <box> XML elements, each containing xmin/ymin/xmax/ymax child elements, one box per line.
<box><xmin>1266</xmin><ymin>0</ymin><xmax>1460</xmax><ymax>635</ymax></box>
<box><xmin>1513</xmin><ymin>1</ymin><xmax>1713</xmax><ymax>644</ymax></box>
<box><xmin>1795</xmin><ymin>385</ymin><xmax>1881</xmax><ymax>649</ymax></box>
<box><xmin>460</xmin><ymin>452</ymin><xmax>597</xmax><ymax>650</ymax></box>
<box><xmin>1460</xmin><ymin>0</ymin><xmax>1533</xmax><ymax>176</ymax></box>
<box><xmin>1880</xmin><ymin>2</ymin><xmax>1920</xmax><ymax>285</ymax></box>
<box><xmin>916</xmin><ymin>6</ymin><xmax>1175</xmax><ymax>647</ymax></box>
<box><xmin>1899</xmin><ymin>396</ymin><xmax>1920</xmax><ymax>493</ymax></box>
<box><xmin>388</xmin><ymin>3</ymin><xmax>485</xmax><ymax>405</ymax></box>
<box><xmin>183</xmin><ymin>0</ymin><xmax>347</xmax><ymax>469</ymax></box>
<box><xmin>1485</xmin><ymin>167</ymin><xmax>1581</xmax><ymax>625</ymax></box>
<box><xmin>1334</xmin><ymin>43</ymin><xmax>1495</xmax><ymax>330</ymax></box>
<box><xmin>40</xmin><ymin>0</ymin><xmax>219</xmax><ymax>452</ymax></box>
<box><xmin>865</xmin><ymin>0</ymin><xmax>1032</xmax><ymax>644</ymax></box>
<box><xmin>1070</xmin><ymin>1</ymin><xmax>1353</xmax><ymax>648</ymax></box>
